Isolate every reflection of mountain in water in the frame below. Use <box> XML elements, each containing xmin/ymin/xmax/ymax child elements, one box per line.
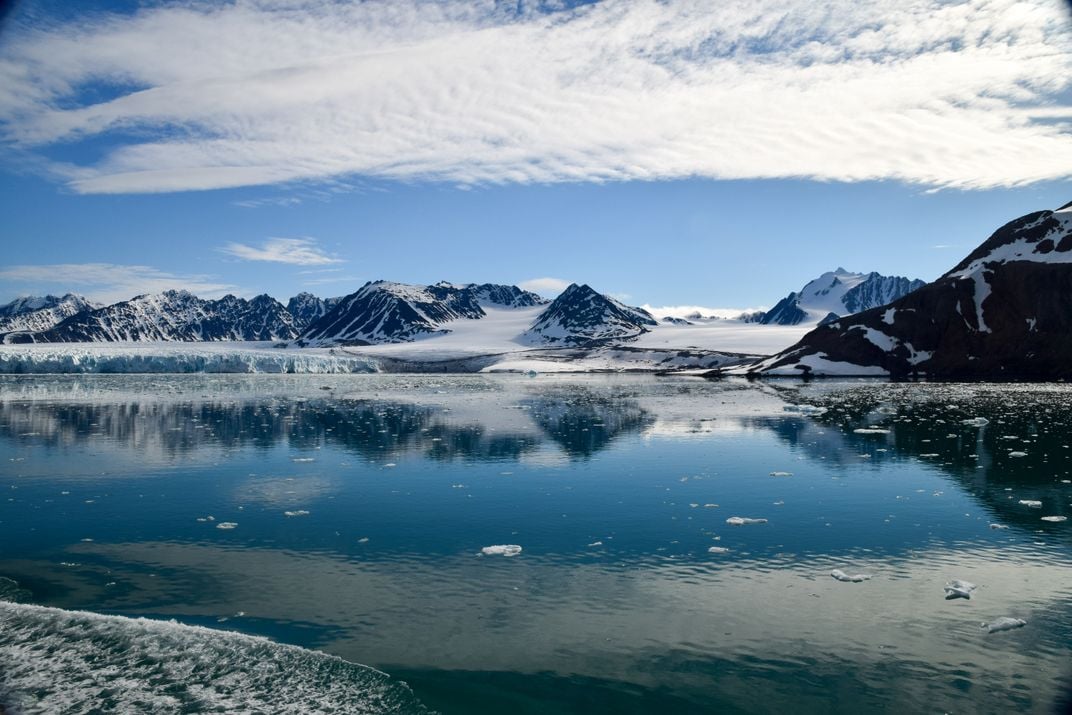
<box><xmin>0</xmin><ymin>390</ymin><xmax>652</xmax><ymax>462</ymax></box>
<box><xmin>522</xmin><ymin>392</ymin><xmax>653</xmax><ymax>459</ymax></box>
<box><xmin>758</xmin><ymin>385</ymin><xmax>1071</xmax><ymax>532</ymax></box>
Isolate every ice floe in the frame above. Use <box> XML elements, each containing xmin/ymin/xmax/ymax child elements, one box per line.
<box><xmin>707</xmin><ymin>546</ymin><xmax>730</xmax><ymax>554</ymax></box>
<box><xmin>1018</xmin><ymin>500</ymin><xmax>1043</xmax><ymax>508</ymax></box>
<box><xmin>284</xmin><ymin>510</ymin><xmax>310</xmax><ymax>517</ymax></box>
<box><xmin>769</xmin><ymin>471</ymin><xmax>793</xmax><ymax>477</ymax></box>
<box><xmin>962</xmin><ymin>417</ymin><xmax>990</xmax><ymax>427</ymax></box>
<box><xmin>852</xmin><ymin>428</ymin><xmax>891</xmax><ymax>435</ymax></box>
<box><xmin>830</xmin><ymin>569</ymin><xmax>871</xmax><ymax>583</ymax></box>
<box><xmin>1041</xmin><ymin>516</ymin><xmax>1067</xmax><ymax>522</ymax></box>
<box><xmin>989</xmin><ymin>523</ymin><xmax>1009</xmax><ymax>530</ymax></box>
<box><xmin>726</xmin><ymin>517</ymin><xmax>767</xmax><ymax>526</ymax></box>
<box><xmin>216</xmin><ymin>522</ymin><xmax>238</xmax><ymax>530</ymax></box>
<box><xmin>480</xmin><ymin>544</ymin><xmax>522</xmax><ymax>556</ymax></box>
<box><xmin>944</xmin><ymin>580</ymin><xmax>978</xmax><ymax>599</ymax></box>
<box><xmin>984</xmin><ymin>617</ymin><xmax>1026</xmax><ymax>633</ymax></box>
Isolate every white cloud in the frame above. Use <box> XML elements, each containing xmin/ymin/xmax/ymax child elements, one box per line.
<box><xmin>0</xmin><ymin>1</ymin><xmax>1069</xmax><ymax>193</ymax></box>
<box><xmin>642</xmin><ymin>304</ymin><xmax>769</xmax><ymax>320</ymax></box>
<box><xmin>220</xmin><ymin>237</ymin><xmax>342</xmax><ymax>265</ymax></box>
<box><xmin>518</xmin><ymin>277</ymin><xmax>572</xmax><ymax>296</ymax></box>
<box><xmin>0</xmin><ymin>263</ymin><xmax>241</xmax><ymax>304</ymax></box>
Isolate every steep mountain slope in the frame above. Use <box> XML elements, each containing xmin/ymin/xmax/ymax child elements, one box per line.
<box><xmin>759</xmin><ymin>269</ymin><xmax>925</xmax><ymax>325</ymax></box>
<box><xmin>286</xmin><ymin>293</ymin><xmax>342</xmax><ymax>330</ymax></box>
<box><xmin>0</xmin><ymin>294</ymin><xmax>98</xmax><ymax>341</ymax></box>
<box><xmin>13</xmin><ymin>291</ymin><xmax>299</xmax><ymax>343</ymax></box>
<box><xmin>748</xmin><ymin>201</ymin><xmax>1072</xmax><ymax>378</ymax></box>
<box><xmin>524</xmin><ymin>283</ymin><xmax>657</xmax><ymax>345</ymax></box>
<box><xmin>467</xmin><ymin>283</ymin><xmax>548</xmax><ymax>308</ymax></box>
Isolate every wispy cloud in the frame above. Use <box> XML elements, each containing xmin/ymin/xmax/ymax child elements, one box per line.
<box><xmin>519</xmin><ymin>277</ymin><xmax>572</xmax><ymax>296</ymax></box>
<box><xmin>220</xmin><ymin>237</ymin><xmax>342</xmax><ymax>265</ymax></box>
<box><xmin>0</xmin><ymin>1</ymin><xmax>1069</xmax><ymax>193</ymax></box>
<box><xmin>0</xmin><ymin>263</ymin><xmax>240</xmax><ymax>304</ymax></box>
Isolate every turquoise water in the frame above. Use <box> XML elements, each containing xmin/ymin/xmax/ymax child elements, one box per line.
<box><xmin>1</xmin><ymin>375</ymin><xmax>1071</xmax><ymax>713</ymax></box>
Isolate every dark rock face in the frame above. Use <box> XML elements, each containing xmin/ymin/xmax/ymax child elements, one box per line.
<box><xmin>296</xmin><ymin>281</ymin><xmax>490</xmax><ymax>346</ymax></box>
<box><xmin>760</xmin><ymin>271</ymin><xmax>925</xmax><ymax>325</ymax></box>
<box><xmin>466</xmin><ymin>283</ymin><xmax>548</xmax><ymax>308</ymax></box>
<box><xmin>0</xmin><ymin>294</ymin><xmax>97</xmax><ymax>341</ymax></box>
<box><xmin>17</xmin><ymin>291</ymin><xmax>299</xmax><ymax>343</ymax></box>
<box><xmin>842</xmin><ymin>274</ymin><xmax>926</xmax><ymax>314</ymax></box>
<box><xmin>759</xmin><ymin>292</ymin><xmax>807</xmax><ymax>325</ymax></box>
<box><xmin>524</xmin><ymin>283</ymin><xmax>657</xmax><ymax>346</ymax></box>
<box><xmin>750</xmin><ymin>203</ymin><xmax>1072</xmax><ymax>378</ymax></box>
<box><xmin>286</xmin><ymin>293</ymin><xmax>341</xmax><ymax>330</ymax></box>
<box><xmin>662</xmin><ymin>316</ymin><xmax>693</xmax><ymax>325</ymax></box>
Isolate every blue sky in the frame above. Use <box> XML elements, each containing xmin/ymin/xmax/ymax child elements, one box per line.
<box><xmin>1</xmin><ymin>0</ymin><xmax>1070</xmax><ymax>308</ymax></box>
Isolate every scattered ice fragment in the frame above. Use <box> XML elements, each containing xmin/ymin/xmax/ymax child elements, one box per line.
<box><xmin>944</xmin><ymin>580</ymin><xmax>977</xmax><ymax>599</ymax></box>
<box><xmin>853</xmin><ymin>428</ymin><xmax>890</xmax><ymax>435</ymax></box>
<box><xmin>831</xmin><ymin>569</ymin><xmax>871</xmax><ymax>583</ymax></box>
<box><xmin>284</xmin><ymin>510</ymin><xmax>310</xmax><ymax>517</ymax></box>
<box><xmin>588</xmin><ymin>541</ymin><xmax>603</xmax><ymax>547</ymax></box>
<box><xmin>357</xmin><ymin>537</ymin><xmax>369</xmax><ymax>543</ymax></box>
<box><xmin>985</xmin><ymin>617</ymin><xmax>1026</xmax><ymax>633</ymax></box>
<box><xmin>216</xmin><ymin>522</ymin><xmax>238</xmax><ymax>530</ymax></box>
<box><xmin>963</xmin><ymin>417</ymin><xmax>990</xmax><ymax>427</ymax></box>
<box><xmin>769</xmin><ymin>471</ymin><xmax>793</xmax><ymax>477</ymax></box>
<box><xmin>726</xmin><ymin>517</ymin><xmax>767</xmax><ymax>526</ymax></box>
<box><xmin>703</xmin><ymin>503</ymin><xmax>719</xmax><ymax>508</ymax></box>
<box><xmin>989</xmin><ymin>523</ymin><xmax>1009</xmax><ymax>530</ymax></box>
<box><xmin>384</xmin><ymin>463</ymin><xmax>396</xmax><ymax>468</ymax></box>
<box><xmin>784</xmin><ymin>405</ymin><xmax>826</xmax><ymax>415</ymax></box>
<box><xmin>919</xmin><ymin>453</ymin><xmax>939</xmax><ymax>458</ymax></box>
<box><xmin>1008</xmin><ymin>451</ymin><xmax>1028</xmax><ymax>458</ymax></box>
<box><xmin>689</xmin><ymin>503</ymin><xmax>699</xmax><ymax>508</ymax></box>
<box><xmin>708</xmin><ymin>546</ymin><xmax>730</xmax><ymax>554</ymax></box>
<box><xmin>291</xmin><ymin>458</ymin><xmax>315</xmax><ymax>463</ymax></box>
<box><xmin>481</xmin><ymin>544</ymin><xmax>522</xmax><ymax>556</ymax></box>
<box><xmin>1041</xmin><ymin>516</ymin><xmax>1067</xmax><ymax>522</ymax></box>
<box><xmin>1018</xmin><ymin>500</ymin><xmax>1042</xmax><ymax>508</ymax></box>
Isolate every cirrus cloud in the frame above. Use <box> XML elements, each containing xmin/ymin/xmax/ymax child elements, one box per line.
<box><xmin>220</xmin><ymin>237</ymin><xmax>343</xmax><ymax>265</ymax></box>
<box><xmin>0</xmin><ymin>0</ymin><xmax>1069</xmax><ymax>194</ymax></box>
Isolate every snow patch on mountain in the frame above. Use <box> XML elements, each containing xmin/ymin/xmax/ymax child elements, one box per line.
<box><xmin>0</xmin><ymin>294</ymin><xmax>98</xmax><ymax>342</ymax></box>
<box><xmin>759</xmin><ymin>269</ymin><xmax>925</xmax><ymax>326</ymax></box>
<box><xmin>524</xmin><ymin>284</ymin><xmax>657</xmax><ymax>346</ymax></box>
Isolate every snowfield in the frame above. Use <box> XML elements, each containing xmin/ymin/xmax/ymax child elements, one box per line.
<box><xmin>0</xmin><ymin>306</ymin><xmax>816</xmax><ymax>374</ymax></box>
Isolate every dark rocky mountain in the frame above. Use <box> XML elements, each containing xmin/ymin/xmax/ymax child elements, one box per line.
<box><xmin>759</xmin><ymin>269</ymin><xmax>925</xmax><ymax>325</ymax></box>
<box><xmin>286</xmin><ymin>292</ymin><xmax>342</xmax><ymax>330</ymax></box>
<box><xmin>10</xmin><ymin>290</ymin><xmax>299</xmax><ymax>343</ymax></box>
<box><xmin>524</xmin><ymin>283</ymin><xmax>657</xmax><ymax>345</ymax></box>
<box><xmin>748</xmin><ymin>201</ymin><xmax>1072</xmax><ymax>378</ymax></box>
<box><xmin>466</xmin><ymin>283</ymin><xmax>548</xmax><ymax>308</ymax></box>
<box><xmin>0</xmin><ymin>294</ymin><xmax>98</xmax><ymax>342</ymax></box>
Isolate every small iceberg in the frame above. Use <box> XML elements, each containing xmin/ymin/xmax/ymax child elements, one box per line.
<box><xmin>962</xmin><ymin>417</ymin><xmax>990</xmax><ymax>427</ymax></box>
<box><xmin>853</xmin><ymin>428</ymin><xmax>890</xmax><ymax>435</ymax></box>
<box><xmin>481</xmin><ymin>544</ymin><xmax>522</xmax><ymax>557</ymax></box>
<box><xmin>216</xmin><ymin>522</ymin><xmax>238</xmax><ymax>530</ymax></box>
<box><xmin>707</xmin><ymin>546</ymin><xmax>730</xmax><ymax>554</ymax></box>
<box><xmin>944</xmin><ymin>579</ymin><xmax>977</xmax><ymax>599</ymax></box>
<box><xmin>726</xmin><ymin>517</ymin><xmax>767</xmax><ymax>526</ymax></box>
<box><xmin>985</xmin><ymin>617</ymin><xmax>1026</xmax><ymax>633</ymax></box>
<box><xmin>284</xmin><ymin>510</ymin><xmax>310</xmax><ymax>517</ymax></box>
<box><xmin>1018</xmin><ymin>499</ymin><xmax>1042</xmax><ymax>508</ymax></box>
<box><xmin>769</xmin><ymin>471</ymin><xmax>793</xmax><ymax>477</ymax></box>
<box><xmin>989</xmin><ymin>523</ymin><xmax>1009</xmax><ymax>530</ymax></box>
<box><xmin>831</xmin><ymin>569</ymin><xmax>871</xmax><ymax>583</ymax></box>
<box><xmin>1008</xmin><ymin>451</ymin><xmax>1028</xmax><ymax>458</ymax></box>
<box><xmin>1041</xmin><ymin>515</ymin><xmax>1067</xmax><ymax>522</ymax></box>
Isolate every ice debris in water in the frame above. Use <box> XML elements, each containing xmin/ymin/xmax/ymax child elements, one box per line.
<box><xmin>831</xmin><ymin>569</ymin><xmax>871</xmax><ymax>583</ymax></box>
<box><xmin>0</xmin><ymin>600</ymin><xmax>428</xmax><ymax>713</ymax></box>
<box><xmin>944</xmin><ymin>580</ymin><xmax>977</xmax><ymax>599</ymax></box>
<box><xmin>783</xmin><ymin>405</ymin><xmax>826</xmax><ymax>415</ymax></box>
<box><xmin>216</xmin><ymin>522</ymin><xmax>238</xmax><ymax>530</ymax></box>
<box><xmin>853</xmin><ymin>428</ymin><xmax>890</xmax><ymax>435</ymax></box>
<box><xmin>1041</xmin><ymin>516</ymin><xmax>1067</xmax><ymax>522</ymax></box>
<box><xmin>708</xmin><ymin>546</ymin><xmax>730</xmax><ymax>554</ymax></box>
<box><xmin>989</xmin><ymin>523</ymin><xmax>1009</xmax><ymax>530</ymax></box>
<box><xmin>1019</xmin><ymin>500</ymin><xmax>1043</xmax><ymax>508</ymax></box>
<box><xmin>985</xmin><ymin>617</ymin><xmax>1026</xmax><ymax>633</ymax></box>
<box><xmin>1008</xmin><ymin>451</ymin><xmax>1028</xmax><ymax>458</ymax></box>
<box><xmin>292</xmin><ymin>457</ymin><xmax>315</xmax><ymax>463</ymax></box>
<box><xmin>481</xmin><ymin>544</ymin><xmax>522</xmax><ymax>556</ymax></box>
<box><xmin>284</xmin><ymin>510</ymin><xmax>310</xmax><ymax>517</ymax></box>
<box><xmin>769</xmin><ymin>471</ymin><xmax>793</xmax><ymax>477</ymax></box>
<box><xmin>726</xmin><ymin>517</ymin><xmax>767</xmax><ymax>526</ymax></box>
<box><xmin>963</xmin><ymin>417</ymin><xmax>990</xmax><ymax>427</ymax></box>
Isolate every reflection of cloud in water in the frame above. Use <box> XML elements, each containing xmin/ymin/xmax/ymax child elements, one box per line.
<box><xmin>58</xmin><ymin>540</ymin><xmax>1072</xmax><ymax>714</ymax></box>
<box><xmin>234</xmin><ymin>475</ymin><xmax>340</xmax><ymax>508</ymax></box>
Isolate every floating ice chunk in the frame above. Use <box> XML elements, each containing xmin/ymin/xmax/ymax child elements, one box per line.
<box><xmin>989</xmin><ymin>523</ymin><xmax>1009</xmax><ymax>530</ymax></box>
<box><xmin>1008</xmin><ymin>451</ymin><xmax>1028</xmax><ymax>458</ymax></box>
<box><xmin>726</xmin><ymin>517</ymin><xmax>767</xmax><ymax>526</ymax></box>
<box><xmin>985</xmin><ymin>617</ymin><xmax>1026</xmax><ymax>633</ymax></box>
<box><xmin>1018</xmin><ymin>499</ymin><xmax>1042</xmax><ymax>508</ymax></box>
<box><xmin>944</xmin><ymin>580</ymin><xmax>977</xmax><ymax>599</ymax></box>
<box><xmin>830</xmin><ymin>569</ymin><xmax>871</xmax><ymax>583</ymax></box>
<box><xmin>708</xmin><ymin>546</ymin><xmax>730</xmax><ymax>554</ymax></box>
<box><xmin>853</xmin><ymin>428</ymin><xmax>890</xmax><ymax>435</ymax></box>
<box><xmin>769</xmin><ymin>471</ymin><xmax>793</xmax><ymax>477</ymax></box>
<box><xmin>703</xmin><ymin>503</ymin><xmax>719</xmax><ymax>508</ymax></box>
<box><xmin>384</xmin><ymin>463</ymin><xmax>396</xmax><ymax>468</ymax></box>
<box><xmin>216</xmin><ymin>522</ymin><xmax>238</xmax><ymax>530</ymax></box>
<box><xmin>588</xmin><ymin>541</ymin><xmax>603</xmax><ymax>547</ymax></box>
<box><xmin>291</xmin><ymin>457</ymin><xmax>315</xmax><ymax>463</ymax></box>
<box><xmin>963</xmin><ymin>417</ymin><xmax>990</xmax><ymax>427</ymax></box>
<box><xmin>1041</xmin><ymin>516</ymin><xmax>1067</xmax><ymax>522</ymax></box>
<box><xmin>481</xmin><ymin>544</ymin><xmax>522</xmax><ymax>556</ymax></box>
<box><xmin>284</xmin><ymin>510</ymin><xmax>310</xmax><ymax>517</ymax></box>
<box><xmin>783</xmin><ymin>405</ymin><xmax>826</xmax><ymax>415</ymax></box>
<box><xmin>357</xmin><ymin>537</ymin><xmax>369</xmax><ymax>543</ymax></box>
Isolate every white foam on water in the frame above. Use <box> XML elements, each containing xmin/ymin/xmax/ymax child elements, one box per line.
<box><xmin>830</xmin><ymin>569</ymin><xmax>871</xmax><ymax>583</ymax></box>
<box><xmin>480</xmin><ymin>544</ymin><xmax>522</xmax><ymax>556</ymax></box>
<box><xmin>0</xmin><ymin>600</ymin><xmax>426</xmax><ymax>714</ymax></box>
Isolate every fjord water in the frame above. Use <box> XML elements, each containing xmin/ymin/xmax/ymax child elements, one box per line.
<box><xmin>1</xmin><ymin>375</ymin><xmax>1071</xmax><ymax>714</ymax></box>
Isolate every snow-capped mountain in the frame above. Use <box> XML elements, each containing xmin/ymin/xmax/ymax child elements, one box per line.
<box><xmin>748</xmin><ymin>201</ymin><xmax>1072</xmax><ymax>378</ymax></box>
<box><xmin>13</xmin><ymin>290</ymin><xmax>299</xmax><ymax>343</ymax></box>
<box><xmin>467</xmin><ymin>283</ymin><xmax>548</xmax><ymax>308</ymax></box>
<box><xmin>524</xmin><ymin>283</ymin><xmax>657</xmax><ymax>345</ymax></box>
<box><xmin>0</xmin><ymin>294</ymin><xmax>98</xmax><ymax>342</ymax></box>
<box><xmin>759</xmin><ymin>269</ymin><xmax>925</xmax><ymax>325</ymax></box>
<box><xmin>286</xmin><ymin>292</ymin><xmax>342</xmax><ymax>330</ymax></box>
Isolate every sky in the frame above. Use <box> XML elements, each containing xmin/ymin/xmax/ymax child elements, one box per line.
<box><xmin>1</xmin><ymin>0</ymin><xmax>1071</xmax><ymax>310</ymax></box>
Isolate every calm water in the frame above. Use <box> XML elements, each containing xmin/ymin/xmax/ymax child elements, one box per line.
<box><xmin>1</xmin><ymin>374</ymin><xmax>1071</xmax><ymax>714</ymax></box>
